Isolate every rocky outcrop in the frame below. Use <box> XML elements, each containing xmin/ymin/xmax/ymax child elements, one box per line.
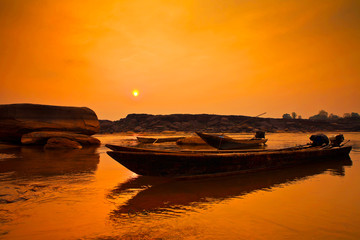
<box><xmin>100</xmin><ymin>114</ymin><xmax>360</xmax><ymax>133</ymax></box>
<box><xmin>0</xmin><ymin>103</ymin><xmax>99</xmax><ymax>143</ymax></box>
<box><xmin>21</xmin><ymin>131</ymin><xmax>100</xmax><ymax>146</ymax></box>
<box><xmin>44</xmin><ymin>138</ymin><xmax>82</xmax><ymax>149</ymax></box>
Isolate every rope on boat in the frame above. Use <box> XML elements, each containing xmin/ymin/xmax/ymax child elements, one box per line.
<box><xmin>340</xmin><ymin>140</ymin><xmax>350</xmax><ymax>147</ymax></box>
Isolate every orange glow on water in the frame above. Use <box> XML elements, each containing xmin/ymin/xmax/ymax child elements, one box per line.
<box><xmin>1</xmin><ymin>133</ymin><xmax>359</xmax><ymax>239</ymax></box>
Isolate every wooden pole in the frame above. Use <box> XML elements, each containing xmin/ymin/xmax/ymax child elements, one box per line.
<box><xmin>237</xmin><ymin>112</ymin><xmax>267</xmax><ymax>127</ymax></box>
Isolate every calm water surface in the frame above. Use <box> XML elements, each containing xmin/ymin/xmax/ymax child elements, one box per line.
<box><xmin>0</xmin><ymin>132</ymin><xmax>360</xmax><ymax>240</ymax></box>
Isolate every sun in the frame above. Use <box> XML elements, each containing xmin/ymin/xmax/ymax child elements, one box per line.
<box><xmin>132</xmin><ymin>89</ymin><xmax>139</xmax><ymax>97</ymax></box>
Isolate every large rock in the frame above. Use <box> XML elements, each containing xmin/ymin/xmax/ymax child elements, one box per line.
<box><xmin>0</xmin><ymin>104</ymin><xmax>99</xmax><ymax>143</ymax></box>
<box><xmin>44</xmin><ymin>138</ymin><xmax>82</xmax><ymax>149</ymax></box>
<box><xmin>21</xmin><ymin>131</ymin><xmax>100</xmax><ymax>146</ymax></box>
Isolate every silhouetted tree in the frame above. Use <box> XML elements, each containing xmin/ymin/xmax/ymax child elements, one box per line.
<box><xmin>329</xmin><ymin>113</ymin><xmax>340</xmax><ymax>120</ymax></box>
<box><xmin>309</xmin><ymin>110</ymin><xmax>328</xmax><ymax>120</ymax></box>
<box><xmin>298</xmin><ymin>115</ymin><xmax>302</xmax><ymax>119</ymax></box>
<box><xmin>343</xmin><ymin>113</ymin><xmax>351</xmax><ymax>118</ymax></box>
<box><xmin>351</xmin><ymin>112</ymin><xmax>360</xmax><ymax>119</ymax></box>
<box><xmin>282</xmin><ymin>113</ymin><xmax>292</xmax><ymax>119</ymax></box>
<box><xmin>291</xmin><ymin>112</ymin><xmax>297</xmax><ymax>119</ymax></box>
<box><xmin>344</xmin><ymin>112</ymin><xmax>360</xmax><ymax>119</ymax></box>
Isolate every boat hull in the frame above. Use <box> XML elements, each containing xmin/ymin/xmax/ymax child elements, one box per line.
<box><xmin>106</xmin><ymin>144</ymin><xmax>274</xmax><ymax>154</ymax></box>
<box><xmin>137</xmin><ymin>136</ymin><xmax>185</xmax><ymax>144</ymax></box>
<box><xmin>196</xmin><ymin>132</ymin><xmax>267</xmax><ymax>150</ymax></box>
<box><xmin>107</xmin><ymin>146</ymin><xmax>352</xmax><ymax>178</ymax></box>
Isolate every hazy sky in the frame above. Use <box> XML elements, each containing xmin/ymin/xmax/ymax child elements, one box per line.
<box><xmin>1</xmin><ymin>0</ymin><xmax>359</xmax><ymax>120</ymax></box>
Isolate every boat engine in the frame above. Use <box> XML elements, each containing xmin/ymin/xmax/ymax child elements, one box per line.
<box><xmin>329</xmin><ymin>134</ymin><xmax>344</xmax><ymax>147</ymax></box>
<box><xmin>310</xmin><ymin>134</ymin><xmax>329</xmax><ymax>146</ymax></box>
<box><xmin>255</xmin><ymin>131</ymin><xmax>265</xmax><ymax>139</ymax></box>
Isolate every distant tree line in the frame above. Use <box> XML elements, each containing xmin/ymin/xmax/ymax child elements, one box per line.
<box><xmin>282</xmin><ymin>110</ymin><xmax>360</xmax><ymax>120</ymax></box>
<box><xmin>282</xmin><ymin>112</ymin><xmax>302</xmax><ymax>119</ymax></box>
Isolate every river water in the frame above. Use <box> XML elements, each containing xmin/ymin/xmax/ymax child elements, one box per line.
<box><xmin>0</xmin><ymin>132</ymin><xmax>359</xmax><ymax>240</ymax></box>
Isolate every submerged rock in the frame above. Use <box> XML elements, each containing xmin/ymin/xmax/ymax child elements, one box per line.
<box><xmin>21</xmin><ymin>131</ymin><xmax>100</xmax><ymax>146</ymax></box>
<box><xmin>0</xmin><ymin>103</ymin><xmax>99</xmax><ymax>143</ymax></box>
<box><xmin>176</xmin><ymin>136</ymin><xmax>207</xmax><ymax>145</ymax></box>
<box><xmin>44</xmin><ymin>138</ymin><xmax>82</xmax><ymax>149</ymax></box>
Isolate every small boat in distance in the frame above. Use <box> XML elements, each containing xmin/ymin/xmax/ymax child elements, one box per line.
<box><xmin>137</xmin><ymin>136</ymin><xmax>185</xmax><ymax>144</ymax></box>
<box><xmin>196</xmin><ymin>132</ymin><xmax>267</xmax><ymax>150</ymax></box>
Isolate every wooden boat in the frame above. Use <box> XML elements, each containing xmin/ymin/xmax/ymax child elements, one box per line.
<box><xmin>105</xmin><ymin>144</ymin><xmax>309</xmax><ymax>154</ymax></box>
<box><xmin>106</xmin><ymin>144</ymin><xmax>172</xmax><ymax>153</ymax></box>
<box><xmin>107</xmin><ymin>145</ymin><xmax>352</xmax><ymax>178</ymax></box>
<box><xmin>137</xmin><ymin>136</ymin><xmax>185</xmax><ymax>144</ymax></box>
<box><xmin>196</xmin><ymin>132</ymin><xmax>268</xmax><ymax>150</ymax></box>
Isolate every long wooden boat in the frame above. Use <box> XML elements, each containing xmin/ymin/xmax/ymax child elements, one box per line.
<box><xmin>105</xmin><ymin>144</ymin><xmax>306</xmax><ymax>154</ymax></box>
<box><xmin>196</xmin><ymin>132</ymin><xmax>268</xmax><ymax>150</ymax></box>
<box><xmin>106</xmin><ymin>144</ymin><xmax>172</xmax><ymax>153</ymax></box>
<box><xmin>137</xmin><ymin>136</ymin><xmax>185</xmax><ymax>144</ymax></box>
<box><xmin>107</xmin><ymin>145</ymin><xmax>352</xmax><ymax>178</ymax></box>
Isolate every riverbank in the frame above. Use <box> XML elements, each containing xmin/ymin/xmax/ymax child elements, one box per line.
<box><xmin>100</xmin><ymin>114</ymin><xmax>360</xmax><ymax>134</ymax></box>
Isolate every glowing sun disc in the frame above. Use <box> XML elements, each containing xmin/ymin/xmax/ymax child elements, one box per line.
<box><xmin>132</xmin><ymin>89</ymin><xmax>139</xmax><ymax>97</ymax></box>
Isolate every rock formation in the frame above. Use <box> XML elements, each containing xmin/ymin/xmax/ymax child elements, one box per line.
<box><xmin>44</xmin><ymin>138</ymin><xmax>83</xmax><ymax>149</ymax></box>
<box><xmin>21</xmin><ymin>131</ymin><xmax>100</xmax><ymax>146</ymax></box>
<box><xmin>0</xmin><ymin>104</ymin><xmax>100</xmax><ymax>148</ymax></box>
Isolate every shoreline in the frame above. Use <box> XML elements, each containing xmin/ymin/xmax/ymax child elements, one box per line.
<box><xmin>94</xmin><ymin>130</ymin><xmax>358</xmax><ymax>135</ymax></box>
<box><xmin>99</xmin><ymin>113</ymin><xmax>360</xmax><ymax>134</ymax></box>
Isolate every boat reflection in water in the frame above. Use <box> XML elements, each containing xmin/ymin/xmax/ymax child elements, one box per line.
<box><xmin>108</xmin><ymin>156</ymin><xmax>352</xmax><ymax>220</ymax></box>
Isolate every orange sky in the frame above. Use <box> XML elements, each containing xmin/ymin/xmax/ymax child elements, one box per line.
<box><xmin>0</xmin><ymin>0</ymin><xmax>359</xmax><ymax>120</ymax></box>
